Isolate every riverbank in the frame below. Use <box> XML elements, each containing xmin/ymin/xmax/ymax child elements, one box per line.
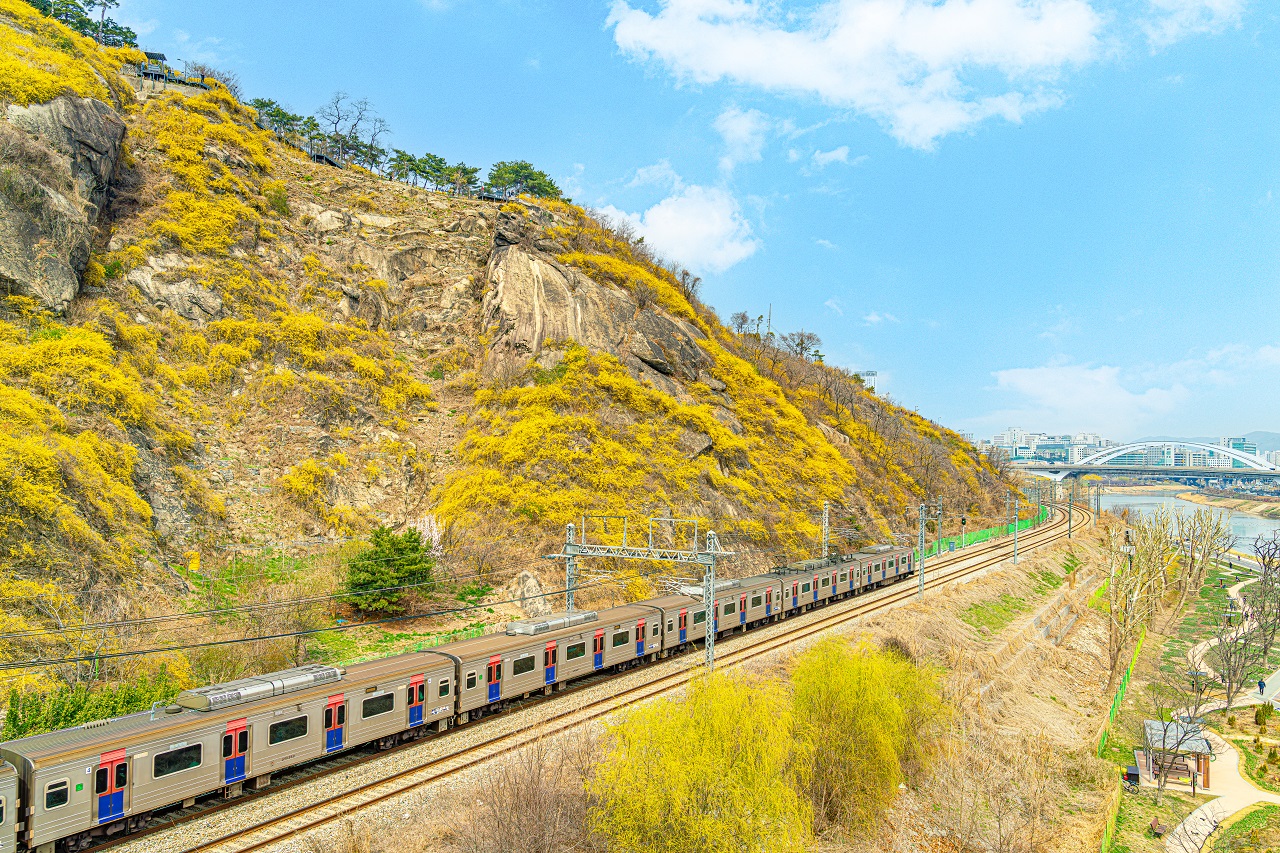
<box><xmin>1176</xmin><ymin>491</ymin><xmax>1280</xmax><ymax>520</ymax></box>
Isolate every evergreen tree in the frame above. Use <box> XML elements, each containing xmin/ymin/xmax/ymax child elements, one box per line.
<box><xmin>485</xmin><ymin>160</ymin><xmax>562</xmax><ymax>200</ymax></box>
<box><xmin>344</xmin><ymin>527</ymin><xmax>435</xmax><ymax>613</ymax></box>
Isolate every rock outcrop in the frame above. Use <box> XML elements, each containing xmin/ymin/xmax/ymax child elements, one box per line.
<box><xmin>0</xmin><ymin>96</ymin><xmax>126</xmax><ymax>312</ymax></box>
<box><xmin>483</xmin><ymin>237</ymin><xmax>712</xmax><ymax>392</ymax></box>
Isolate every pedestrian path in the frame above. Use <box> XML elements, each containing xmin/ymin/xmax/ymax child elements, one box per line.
<box><xmin>1164</xmin><ymin>576</ymin><xmax>1280</xmax><ymax>851</ymax></box>
<box><xmin>1164</xmin><ymin>731</ymin><xmax>1280</xmax><ymax>853</ymax></box>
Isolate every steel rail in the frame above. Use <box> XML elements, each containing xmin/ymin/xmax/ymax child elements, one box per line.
<box><xmin>168</xmin><ymin>503</ymin><xmax>1089</xmax><ymax>853</ymax></box>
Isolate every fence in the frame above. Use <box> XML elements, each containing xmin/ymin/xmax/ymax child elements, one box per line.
<box><xmin>919</xmin><ymin>504</ymin><xmax>1050</xmax><ymax>559</ymax></box>
<box><xmin>1097</xmin><ymin>627</ymin><xmax>1146</xmax><ymax>757</ymax></box>
<box><xmin>1098</xmin><ymin>781</ymin><xmax>1123</xmax><ymax>853</ymax></box>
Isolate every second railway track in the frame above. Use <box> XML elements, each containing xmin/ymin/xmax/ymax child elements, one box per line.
<box><xmin>122</xmin><ymin>503</ymin><xmax>1091</xmax><ymax>853</ymax></box>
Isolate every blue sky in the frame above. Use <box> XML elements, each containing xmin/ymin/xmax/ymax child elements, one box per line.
<box><xmin>118</xmin><ymin>0</ymin><xmax>1279</xmax><ymax>441</ymax></box>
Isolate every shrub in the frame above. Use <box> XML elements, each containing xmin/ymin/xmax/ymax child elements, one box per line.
<box><xmin>344</xmin><ymin>527</ymin><xmax>435</xmax><ymax>613</ymax></box>
<box><xmin>589</xmin><ymin>672</ymin><xmax>812</xmax><ymax>853</ymax></box>
<box><xmin>791</xmin><ymin>638</ymin><xmax>944</xmax><ymax>834</ymax></box>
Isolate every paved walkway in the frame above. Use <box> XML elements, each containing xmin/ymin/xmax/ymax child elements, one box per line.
<box><xmin>1164</xmin><ymin>575</ymin><xmax>1280</xmax><ymax>851</ymax></box>
<box><xmin>1164</xmin><ymin>731</ymin><xmax>1280</xmax><ymax>852</ymax></box>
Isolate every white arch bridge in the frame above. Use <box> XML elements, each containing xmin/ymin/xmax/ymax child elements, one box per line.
<box><xmin>1022</xmin><ymin>441</ymin><xmax>1280</xmax><ymax>482</ymax></box>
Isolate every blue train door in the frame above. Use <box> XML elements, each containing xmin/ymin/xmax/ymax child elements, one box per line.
<box><xmin>545</xmin><ymin>641</ymin><xmax>557</xmax><ymax>684</ymax></box>
<box><xmin>791</xmin><ymin>581</ymin><xmax>798</xmax><ymax>609</ymax></box>
<box><xmin>831</xmin><ymin>571</ymin><xmax>838</xmax><ymax>598</ymax></box>
<box><xmin>486</xmin><ymin>655</ymin><xmax>502</xmax><ymax>702</ymax></box>
<box><xmin>635</xmin><ymin>620</ymin><xmax>646</xmax><ymax>657</ymax></box>
<box><xmin>95</xmin><ymin>748</ymin><xmax>127</xmax><ymax>824</ymax></box>
<box><xmin>765</xmin><ymin>588</ymin><xmax>772</xmax><ymax>617</ymax></box>
<box><xmin>592</xmin><ymin>629</ymin><xmax>604</xmax><ymax>669</ymax></box>
<box><xmin>738</xmin><ymin>594</ymin><xmax>747</xmax><ymax>626</ymax></box>
<box><xmin>324</xmin><ymin>695</ymin><xmax>345</xmax><ymax>753</ymax></box>
<box><xmin>408</xmin><ymin>675</ymin><xmax>425</xmax><ymax>727</ymax></box>
<box><xmin>812</xmin><ymin>575</ymin><xmax>819</xmax><ymax>603</ymax></box>
<box><xmin>678</xmin><ymin>609</ymin><xmax>687</xmax><ymax>643</ymax></box>
<box><xmin>223</xmin><ymin>719</ymin><xmax>248</xmax><ymax>783</ymax></box>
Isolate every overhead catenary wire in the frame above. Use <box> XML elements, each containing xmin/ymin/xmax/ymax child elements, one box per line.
<box><xmin>0</xmin><ymin>561</ymin><xmax>705</xmax><ymax>672</ymax></box>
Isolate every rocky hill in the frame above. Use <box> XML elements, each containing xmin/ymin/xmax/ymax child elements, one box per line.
<box><xmin>0</xmin><ymin>0</ymin><xmax>1014</xmax><ymax>685</ymax></box>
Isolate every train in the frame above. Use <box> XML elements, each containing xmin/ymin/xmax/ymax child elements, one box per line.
<box><xmin>0</xmin><ymin>543</ymin><xmax>915</xmax><ymax>853</ymax></box>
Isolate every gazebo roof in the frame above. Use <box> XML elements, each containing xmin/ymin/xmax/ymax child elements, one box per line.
<box><xmin>1144</xmin><ymin>719</ymin><xmax>1211</xmax><ymax>755</ymax></box>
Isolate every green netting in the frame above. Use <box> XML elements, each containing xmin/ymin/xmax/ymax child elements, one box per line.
<box><xmin>917</xmin><ymin>504</ymin><xmax>1050</xmax><ymax>559</ymax></box>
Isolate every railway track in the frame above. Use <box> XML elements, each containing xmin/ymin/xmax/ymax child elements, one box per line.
<box><xmin>141</xmin><ymin>501</ymin><xmax>1092</xmax><ymax>853</ymax></box>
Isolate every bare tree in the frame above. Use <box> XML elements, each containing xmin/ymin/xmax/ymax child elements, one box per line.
<box><xmin>1171</xmin><ymin>508</ymin><xmax>1235</xmax><ymax>615</ymax></box>
<box><xmin>1145</xmin><ymin>670</ymin><xmax>1214</xmax><ymax>806</ymax></box>
<box><xmin>1250</xmin><ymin>533</ymin><xmax>1280</xmax><ymax>659</ymax></box>
<box><xmin>1209</xmin><ymin>608</ymin><xmax>1264</xmax><ymax>713</ymax></box>
<box><xmin>184</xmin><ymin>61</ymin><xmax>243</xmax><ymax>100</ymax></box>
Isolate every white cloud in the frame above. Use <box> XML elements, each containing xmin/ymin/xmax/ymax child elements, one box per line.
<box><xmin>815</xmin><ymin>238</ymin><xmax>838</xmax><ymax>249</ymax></box>
<box><xmin>599</xmin><ymin>182</ymin><xmax>760</xmax><ymax>274</ymax></box>
<box><xmin>986</xmin><ymin>363</ymin><xmax>1187</xmax><ymax>437</ymax></box>
<box><xmin>1145</xmin><ymin>0</ymin><xmax>1246</xmax><ymax>47</ymax></box>
<box><xmin>628</xmin><ymin>159</ymin><xmax>684</xmax><ymax>190</ymax></box>
<box><xmin>714</xmin><ymin>106</ymin><xmax>772</xmax><ymax>171</ymax></box>
<box><xmin>171</xmin><ymin>29</ymin><xmax>226</xmax><ymax>65</ymax></box>
<box><xmin>863</xmin><ymin>311</ymin><xmax>899</xmax><ymax>325</ymax></box>
<box><xmin>824</xmin><ymin>297</ymin><xmax>844</xmax><ymax>315</ymax></box>
<box><xmin>608</xmin><ymin>0</ymin><xmax>1102</xmax><ymax>149</ymax></box>
<box><xmin>812</xmin><ymin>145</ymin><xmax>850</xmax><ymax>166</ymax></box>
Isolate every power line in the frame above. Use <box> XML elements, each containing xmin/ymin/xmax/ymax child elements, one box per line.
<box><xmin>0</xmin><ymin>563</ymin><xmax>694</xmax><ymax>671</ymax></box>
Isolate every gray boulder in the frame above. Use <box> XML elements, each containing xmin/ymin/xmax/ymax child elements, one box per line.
<box><xmin>7</xmin><ymin>96</ymin><xmax>126</xmax><ymax>220</ymax></box>
<box><xmin>0</xmin><ymin>96</ymin><xmax>126</xmax><ymax>313</ymax></box>
<box><xmin>127</xmin><ymin>266</ymin><xmax>223</xmax><ymax>323</ymax></box>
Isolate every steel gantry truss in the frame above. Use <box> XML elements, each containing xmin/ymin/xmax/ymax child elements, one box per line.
<box><xmin>544</xmin><ymin>516</ymin><xmax>734</xmax><ymax>669</ymax></box>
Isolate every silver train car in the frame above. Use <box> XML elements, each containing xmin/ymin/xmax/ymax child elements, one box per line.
<box><xmin>0</xmin><ymin>544</ymin><xmax>913</xmax><ymax>852</ymax></box>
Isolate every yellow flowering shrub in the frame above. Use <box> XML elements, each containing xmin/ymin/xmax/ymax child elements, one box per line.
<box><xmin>0</xmin><ymin>0</ymin><xmax>138</xmax><ymax>106</ymax></box>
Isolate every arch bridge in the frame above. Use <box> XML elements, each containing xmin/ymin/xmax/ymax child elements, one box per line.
<box><xmin>1022</xmin><ymin>441</ymin><xmax>1279</xmax><ymax>481</ymax></box>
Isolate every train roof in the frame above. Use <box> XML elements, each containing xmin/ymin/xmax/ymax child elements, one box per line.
<box><xmin>440</xmin><ymin>602</ymin><xmax>665</xmax><ymax>661</ymax></box>
<box><xmin>0</xmin><ymin>651</ymin><xmax>452</xmax><ymax>766</ymax></box>
<box><xmin>0</xmin><ymin>758</ymin><xmax>13</xmax><ymax>780</ymax></box>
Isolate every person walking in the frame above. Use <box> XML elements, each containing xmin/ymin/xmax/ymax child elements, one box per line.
<box><xmin>1261</xmin><ymin>678</ymin><xmax>1268</xmax><ymax>696</ymax></box>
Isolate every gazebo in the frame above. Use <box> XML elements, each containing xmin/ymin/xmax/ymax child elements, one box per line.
<box><xmin>1143</xmin><ymin>719</ymin><xmax>1212</xmax><ymax>789</ymax></box>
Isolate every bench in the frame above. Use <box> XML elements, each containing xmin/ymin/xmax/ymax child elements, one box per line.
<box><xmin>1150</xmin><ymin>817</ymin><xmax>1168</xmax><ymax>837</ymax></box>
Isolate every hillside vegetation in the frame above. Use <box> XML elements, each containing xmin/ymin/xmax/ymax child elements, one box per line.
<box><xmin>0</xmin><ymin>0</ymin><xmax>1016</xmax><ymax>702</ymax></box>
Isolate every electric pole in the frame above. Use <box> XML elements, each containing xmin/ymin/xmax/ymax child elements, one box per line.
<box><xmin>822</xmin><ymin>500</ymin><xmax>830</xmax><ymax>559</ymax></box>
<box><xmin>1068</xmin><ymin>479</ymin><xmax>1074</xmax><ymax>539</ymax></box>
<box><xmin>703</xmin><ymin>532</ymin><xmax>719</xmax><ymax>670</ymax></box>
<box><xmin>564</xmin><ymin>523</ymin><xmax>578</xmax><ymax>612</ymax></box>
<box><xmin>936</xmin><ymin>501</ymin><xmax>944</xmax><ymax>555</ymax></box>
<box><xmin>917</xmin><ymin>503</ymin><xmax>927</xmax><ymax>598</ymax></box>
<box><xmin>1013</xmin><ymin>495</ymin><xmax>1020</xmax><ymax>564</ymax></box>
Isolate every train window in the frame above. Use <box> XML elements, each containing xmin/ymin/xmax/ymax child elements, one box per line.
<box><xmin>821</xmin><ymin>577</ymin><xmax>830</xmax><ymax>587</ymax></box>
<box><xmin>269</xmin><ymin>715</ymin><xmax>309</xmax><ymax>745</ymax></box>
<box><xmin>44</xmin><ymin>779</ymin><xmax>69</xmax><ymax>810</ymax></box>
<box><xmin>115</xmin><ymin>762</ymin><xmax>128</xmax><ymax>789</ymax></box>
<box><xmin>692</xmin><ymin>610</ymin><xmax>706</xmax><ymax>624</ymax></box>
<box><xmin>802</xmin><ymin>583</ymin><xmax>811</xmax><ymax>593</ymax></box>
<box><xmin>438</xmin><ymin>679</ymin><xmax>450</xmax><ymax>698</ymax></box>
<box><xmin>418</xmin><ymin>684</ymin><xmax>427</xmax><ymax>703</ymax></box>
<box><xmin>153</xmin><ymin>744</ymin><xmax>202</xmax><ymax>779</ymax></box>
<box><xmin>566</xmin><ymin>642</ymin><xmax>585</xmax><ymax>660</ymax></box>
<box><xmin>324</xmin><ymin>708</ymin><xmax>332</xmax><ymax>728</ymax></box>
<box><xmin>0</xmin><ymin>795</ymin><xmax>5</xmax><ymax>824</ymax></box>
<box><xmin>223</xmin><ymin>734</ymin><xmax>234</xmax><ymax>759</ymax></box>
<box><xmin>362</xmin><ymin>694</ymin><xmax>395</xmax><ymax>719</ymax></box>
<box><xmin>652</xmin><ymin>622</ymin><xmax>659</xmax><ymax>636</ymax></box>
<box><xmin>612</xmin><ymin>630</ymin><xmax>629</xmax><ymax>648</ymax></box>
<box><xmin>95</xmin><ymin>767</ymin><xmax>109</xmax><ymax>795</ymax></box>
<box><xmin>512</xmin><ymin>655</ymin><xmax>535</xmax><ymax>676</ymax></box>
<box><xmin>337</xmin><ymin>705</ymin><xmax>346</xmax><ymax>725</ymax></box>
<box><xmin>751</xmin><ymin>594</ymin><xmax>762</xmax><ymax>608</ymax></box>
<box><xmin>723</xmin><ymin>602</ymin><xmax>737</xmax><ymax>615</ymax></box>
<box><xmin>667</xmin><ymin>619</ymin><xmax>674</xmax><ymax>632</ymax></box>
<box><xmin>239</xmin><ymin>729</ymin><xmax>249</xmax><ymax>753</ymax></box>
<box><xmin>840</xmin><ymin>572</ymin><xmax>848</xmax><ymax>582</ymax></box>
<box><xmin>466</xmin><ymin>671</ymin><xmax>478</xmax><ymax>689</ymax></box>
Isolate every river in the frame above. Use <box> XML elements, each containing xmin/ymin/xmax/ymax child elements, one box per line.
<box><xmin>1099</xmin><ymin>490</ymin><xmax>1280</xmax><ymax>545</ymax></box>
